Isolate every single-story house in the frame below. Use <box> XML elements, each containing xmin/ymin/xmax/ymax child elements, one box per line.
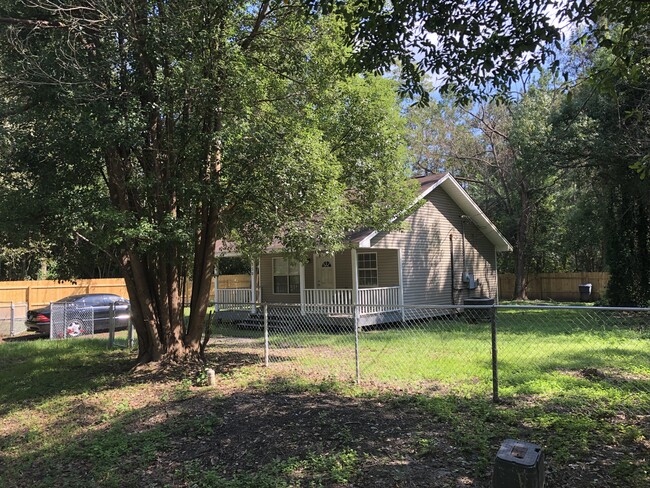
<box><xmin>215</xmin><ymin>172</ymin><xmax>512</xmax><ymax>326</ymax></box>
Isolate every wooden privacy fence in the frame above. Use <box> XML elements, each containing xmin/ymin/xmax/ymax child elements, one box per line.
<box><xmin>1</xmin><ymin>273</ymin><xmax>607</xmax><ymax>309</ymax></box>
<box><xmin>498</xmin><ymin>272</ymin><xmax>610</xmax><ymax>301</ymax></box>
<box><xmin>0</xmin><ymin>279</ymin><xmax>129</xmax><ymax>310</ymax></box>
<box><xmin>0</xmin><ymin>274</ymin><xmax>252</xmax><ymax>310</ymax></box>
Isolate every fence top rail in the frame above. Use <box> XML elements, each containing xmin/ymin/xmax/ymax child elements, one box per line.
<box><xmin>214</xmin><ymin>302</ymin><xmax>650</xmax><ymax>312</ymax></box>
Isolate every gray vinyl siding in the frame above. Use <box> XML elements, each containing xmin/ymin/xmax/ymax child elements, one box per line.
<box><xmin>333</xmin><ymin>250</ymin><xmax>352</xmax><ymax>289</ymax></box>
<box><xmin>370</xmin><ymin>189</ymin><xmax>497</xmax><ymax>305</ymax></box>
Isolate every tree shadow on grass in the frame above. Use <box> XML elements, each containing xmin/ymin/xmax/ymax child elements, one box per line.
<box><xmin>0</xmin><ymin>339</ymin><xmax>134</xmax><ymax>416</ymax></box>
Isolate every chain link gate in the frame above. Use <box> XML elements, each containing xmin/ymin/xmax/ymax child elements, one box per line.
<box><xmin>0</xmin><ymin>302</ymin><xmax>28</xmax><ymax>337</ymax></box>
<box><xmin>50</xmin><ymin>302</ymin><xmax>95</xmax><ymax>339</ymax></box>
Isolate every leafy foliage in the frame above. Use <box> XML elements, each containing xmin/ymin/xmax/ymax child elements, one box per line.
<box><xmin>309</xmin><ymin>0</ymin><xmax>590</xmax><ymax>104</ymax></box>
<box><xmin>0</xmin><ymin>2</ymin><xmax>415</xmax><ymax>360</ymax></box>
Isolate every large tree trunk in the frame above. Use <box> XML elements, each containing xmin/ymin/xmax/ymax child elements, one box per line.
<box><xmin>105</xmin><ymin>141</ymin><xmax>216</xmax><ymax>365</ymax></box>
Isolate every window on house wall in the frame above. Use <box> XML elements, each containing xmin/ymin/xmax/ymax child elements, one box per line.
<box><xmin>272</xmin><ymin>257</ymin><xmax>300</xmax><ymax>294</ymax></box>
<box><xmin>357</xmin><ymin>252</ymin><xmax>378</xmax><ymax>288</ymax></box>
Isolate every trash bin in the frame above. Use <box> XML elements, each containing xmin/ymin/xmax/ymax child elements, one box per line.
<box><xmin>464</xmin><ymin>296</ymin><xmax>495</xmax><ymax>322</ymax></box>
<box><xmin>578</xmin><ymin>283</ymin><xmax>592</xmax><ymax>302</ymax></box>
<box><xmin>492</xmin><ymin>438</ymin><xmax>545</xmax><ymax>488</ymax></box>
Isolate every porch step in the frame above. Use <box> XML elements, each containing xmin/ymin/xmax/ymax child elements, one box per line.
<box><xmin>235</xmin><ymin>312</ymin><xmax>353</xmax><ymax>331</ymax></box>
<box><xmin>236</xmin><ymin>312</ymin><xmax>300</xmax><ymax>331</ymax></box>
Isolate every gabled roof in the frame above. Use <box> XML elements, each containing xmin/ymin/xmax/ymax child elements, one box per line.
<box><xmin>352</xmin><ymin>172</ymin><xmax>512</xmax><ymax>252</ymax></box>
<box><xmin>215</xmin><ymin>172</ymin><xmax>512</xmax><ymax>256</ymax></box>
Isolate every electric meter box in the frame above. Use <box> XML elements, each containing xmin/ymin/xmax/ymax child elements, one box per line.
<box><xmin>492</xmin><ymin>439</ymin><xmax>545</xmax><ymax>488</ymax></box>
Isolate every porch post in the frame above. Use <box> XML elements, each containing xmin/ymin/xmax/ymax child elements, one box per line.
<box><xmin>397</xmin><ymin>249</ymin><xmax>405</xmax><ymax>322</ymax></box>
<box><xmin>214</xmin><ymin>264</ymin><xmax>220</xmax><ymax>313</ymax></box>
<box><xmin>250</xmin><ymin>260</ymin><xmax>257</xmax><ymax>314</ymax></box>
<box><xmin>351</xmin><ymin>248</ymin><xmax>359</xmax><ymax>318</ymax></box>
<box><xmin>299</xmin><ymin>262</ymin><xmax>306</xmax><ymax>316</ymax></box>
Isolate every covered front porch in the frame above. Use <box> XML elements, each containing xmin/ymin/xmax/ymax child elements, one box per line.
<box><xmin>215</xmin><ymin>248</ymin><xmax>404</xmax><ymax>320</ymax></box>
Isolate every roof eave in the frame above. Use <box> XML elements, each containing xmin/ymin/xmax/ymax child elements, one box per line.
<box><xmin>439</xmin><ymin>177</ymin><xmax>513</xmax><ymax>252</ymax></box>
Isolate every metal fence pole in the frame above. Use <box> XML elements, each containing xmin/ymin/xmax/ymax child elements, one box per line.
<box><xmin>10</xmin><ymin>301</ymin><xmax>15</xmax><ymax>337</ymax></box>
<box><xmin>354</xmin><ymin>305</ymin><xmax>360</xmax><ymax>385</ymax></box>
<box><xmin>264</xmin><ymin>304</ymin><xmax>269</xmax><ymax>367</ymax></box>
<box><xmin>49</xmin><ymin>302</ymin><xmax>53</xmax><ymax>340</ymax></box>
<box><xmin>127</xmin><ymin>317</ymin><xmax>134</xmax><ymax>350</ymax></box>
<box><xmin>63</xmin><ymin>303</ymin><xmax>67</xmax><ymax>340</ymax></box>
<box><xmin>108</xmin><ymin>303</ymin><xmax>115</xmax><ymax>348</ymax></box>
<box><xmin>491</xmin><ymin>305</ymin><xmax>499</xmax><ymax>403</ymax></box>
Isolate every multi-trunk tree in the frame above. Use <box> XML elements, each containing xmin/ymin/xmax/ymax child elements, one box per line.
<box><xmin>1</xmin><ymin>2</ymin><xmax>418</xmax><ymax>363</ymax></box>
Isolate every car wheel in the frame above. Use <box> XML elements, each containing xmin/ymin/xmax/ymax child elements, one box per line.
<box><xmin>66</xmin><ymin>319</ymin><xmax>84</xmax><ymax>337</ymax></box>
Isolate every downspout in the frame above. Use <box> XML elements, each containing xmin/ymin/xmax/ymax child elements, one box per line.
<box><xmin>460</xmin><ymin>215</ymin><xmax>469</xmax><ymax>278</ymax></box>
<box><xmin>494</xmin><ymin>248</ymin><xmax>499</xmax><ymax>304</ymax></box>
<box><xmin>449</xmin><ymin>234</ymin><xmax>455</xmax><ymax>305</ymax></box>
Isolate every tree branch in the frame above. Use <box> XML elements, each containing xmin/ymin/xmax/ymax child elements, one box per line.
<box><xmin>240</xmin><ymin>0</ymin><xmax>270</xmax><ymax>51</ymax></box>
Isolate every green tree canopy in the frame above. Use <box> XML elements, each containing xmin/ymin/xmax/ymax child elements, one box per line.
<box><xmin>0</xmin><ymin>2</ymin><xmax>415</xmax><ymax>362</ymax></box>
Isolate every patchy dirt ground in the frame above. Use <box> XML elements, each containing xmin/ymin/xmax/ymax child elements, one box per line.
<box><xmin>129</xmin><ymin>384</ymin><xmax>648</xmax><ymax>488</ymax></box>
<box><xmin>118</xmin><ymin>350</ymin><xmax>649</xmax><ymax>488</ymax></box>
<box><xmin>158</xmin><ymin>391</ymin><xmax>475</xmax><ymax>487</ymax></box>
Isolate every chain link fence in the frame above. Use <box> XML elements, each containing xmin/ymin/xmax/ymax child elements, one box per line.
<box><xmin>50</xmin><ymin>302</ymin><xmax>96</xmax><ymax>339</ymax></box>
<box><xmin>0</xmin><ymin>302</ymin><xmax>28</xmax><ymax>337</ymax></box>
<box><xmin>213</xmin><ymin>303</ymin><xmax>650</xmax><ymax>413</ymax></box>
<box><xmin>49</xmin><ymin>300</ymin><xmax>134</xmax><ymax>347</ymax></box>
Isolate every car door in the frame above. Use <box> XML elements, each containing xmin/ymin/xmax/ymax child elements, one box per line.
<box><xmin>87</xmin><ymin>295</ymin><xmax>112</xmax><ymax>331</ymax></box>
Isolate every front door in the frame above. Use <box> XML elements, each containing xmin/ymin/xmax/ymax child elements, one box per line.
<box><xmin>314</xmin><ymin>254</ymin><xmax>336</xmax><ymax>289</ymax></box>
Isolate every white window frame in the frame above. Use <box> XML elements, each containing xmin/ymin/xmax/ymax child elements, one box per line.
<box><xmin>357</xmin><ymin>252</ymin><xmax>378</xmax><ymax>288</ymax></box>
<box><xmin>272</xmin><ymin>257</ymin><xmax>300</xmax><ymax>294</ymax></box>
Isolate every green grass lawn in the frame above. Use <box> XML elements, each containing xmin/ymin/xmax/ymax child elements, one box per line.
<box><xmin>214</xmin><ymin>307</ymin><xmax>650</xmax><ymax>407</ymax></box>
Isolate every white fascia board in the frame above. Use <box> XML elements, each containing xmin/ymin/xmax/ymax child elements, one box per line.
<box><xmin>440</xmin><ymin>177</ymin><xmax>513</xmax><ymax>252</ymax></box>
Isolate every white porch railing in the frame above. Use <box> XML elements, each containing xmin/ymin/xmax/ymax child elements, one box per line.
<box><xmin>304</xmin><ymin>287</ymin><xmax>401</xmax><ymax>316</ymax></box>
<box><xmin>304</xmin><ymin>289</ymin><xmax>353</xmax><ymax>315</ymax></box>
<box><xmin>357</xmin><ymin>287</ymin><xmax>401</xmax><ymax>315</ymax></box>
<box><xmin>216</xmin><ymin>287</ymin><xmax>402</xmax><ymax>316</ymax></box>
<box><xmin>216</xmin><ymin>289</ymin><xmax>254</xmax><ymax>310</ymax></box>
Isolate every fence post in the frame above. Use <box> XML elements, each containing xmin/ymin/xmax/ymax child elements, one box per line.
<box><xmin>354</xmin><ymin>305</ymin><xmax>360</xmax><ymax>385</ymax></box>
<box><xmin>63</xmin><ymin>302</ymin><xmax>67</xmax><ymax>339</ymax></box>
<box><xmin>491</xmin><ymin>304</ymin><xmax>499</xmax><ymax>403</ymax></box>
<box><xmin>127</xmin><ymin>316</ymin><xmax>134</xmax><ymax>350</ymax></box>
<box><xmin>108</xmin><ymin>303</ymin><xmax>115</xmax><ymax>348</ymax></box>
<box><xmin>264</xmin><ymin>304</ymin><xmax>269</xmax><ymax>367</ymax></box>
<box><xmin>49</xmin><ymin>302</ymin><xmax>53</xmax><ymax>340</ymax></box>
<box><xmin>10</xmin><ymin>301</ymin><xmax>15</xmax><ymax>337</ymax></box>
